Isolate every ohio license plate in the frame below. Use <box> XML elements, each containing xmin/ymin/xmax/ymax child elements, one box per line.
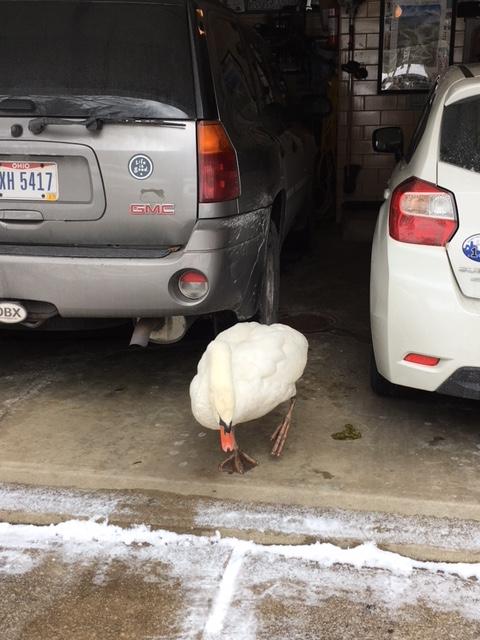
<box><xmin>0</xmin><ymin>161</ymin><xmax>58</xmax><ymax>201</ymax></box>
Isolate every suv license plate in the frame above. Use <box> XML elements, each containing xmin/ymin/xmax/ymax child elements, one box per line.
<box><xmin>0</xmin><ymin>161</ymin><xmax>58</xmax><ymax>201</ymax></box>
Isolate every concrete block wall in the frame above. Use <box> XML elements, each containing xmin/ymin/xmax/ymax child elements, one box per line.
<box><xmin>337</xmin><ymin>1</ymin><xmax>465</xmax><ymax>207</ymax></box>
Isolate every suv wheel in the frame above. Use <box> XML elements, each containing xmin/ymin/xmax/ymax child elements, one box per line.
<box><xmin>212</xmin><ymin>311</ymin><xmax>236</xmax><ymax>336</ymax></box>
<box><xmin>370</xmin><ymin>348</ymin><xmax>401</xmax><ymax>397</ymax></box>
<box><xmin>256</xmin><ymin>222</ymin><xmax>280</xmax><ymax>325</ymax></box>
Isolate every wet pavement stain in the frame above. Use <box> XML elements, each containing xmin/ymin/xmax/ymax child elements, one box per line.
<box><xmin>331</xmin><ymin>424</ymin><xmax>362</xmax><ymax>441</ymax></box>
<box><xmin>320</xmin><ymin>470</ymin><xmax>334</xmax><ymax>479</ymax></box>
<box><xmin>428</xmin><ymin>436</ymin><xmax>445</xmax><ymax>447</ymax></box>
<box><xmin>313</xmin><ymin>469</ymin><xmax>335</xmax><ymax>479</ymax></box>
<box><xmin>281</xmin><ymin>312</ymin><xmax>336</xmax><ymax>334</ymax></box>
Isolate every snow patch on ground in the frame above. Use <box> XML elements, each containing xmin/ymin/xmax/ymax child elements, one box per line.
<box><xmin>0</xmin><ymin>518</ymin><xmax>480</xmax><ymax>638</ymax></box>
<box><xmin>0</xmin><ymin>484</ymin><xmax>123</xmax><ymax>519</ymax></box>
<box><xmin>0</xmin><ymin>519</ymin><xmax>479</xmax><ymax>580</ymax></box>
<box><xmin>194</xmin><ymin>501</ymin><xmax>480</xmax><ymax>552</ymax></box>
<box><xmin>0</xmin><ymin>548</ymin><xmax>38</xmax><ymax>575</ymax></box>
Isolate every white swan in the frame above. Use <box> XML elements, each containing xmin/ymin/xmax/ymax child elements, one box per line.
<box><xmin>189</xmin><ymin>322</ymin><xmax>308</xmax><ymax>473</ymax></box>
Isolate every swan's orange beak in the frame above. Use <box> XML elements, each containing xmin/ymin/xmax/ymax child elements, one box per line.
<box><xmin>219</xmin><ymin>420</ymin><xmax>235</xmax><ymax>452</ymax></box>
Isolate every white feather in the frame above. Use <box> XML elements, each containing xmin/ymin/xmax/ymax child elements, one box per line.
<box><xmin>190</xmin><ymin>322</ymin><xmax>308</xmax><ymax>430</ymax></box>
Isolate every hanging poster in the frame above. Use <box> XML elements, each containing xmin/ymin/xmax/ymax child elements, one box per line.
<box><xmin>378</xmin><ymin>0</ymin><xmax>456</xmax><ymax>92</ymax></box>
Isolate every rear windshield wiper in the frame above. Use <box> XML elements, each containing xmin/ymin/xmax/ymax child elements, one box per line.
<box><xmin>28</xmin><ymin>115</ymin><xmax>186</xmax><ymax>134</ymax></box>
<box><xmin>28</xmin><ymin>116</ymin><xmax>103</xmax><ymax>134</ymax></box>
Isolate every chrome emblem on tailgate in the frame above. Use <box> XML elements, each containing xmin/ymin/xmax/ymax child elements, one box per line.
<box><xmin>0</xmin><ymin>301</ymin><xmax>27</xmax><ymax>324</ymax></box>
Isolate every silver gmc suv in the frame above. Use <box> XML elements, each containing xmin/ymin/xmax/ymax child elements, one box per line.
<box><xmin>0</xmin><ymin>0</ymin><xmax>315</xmax><ymax>343</ymax></box>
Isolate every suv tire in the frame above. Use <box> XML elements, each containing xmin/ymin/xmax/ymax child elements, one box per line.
<box><xmin>290</xmin><ymin>181</ymin><xmax>315</xmax><ymax>251</ymax></box>
<box><xmin>256</xmin><ymin>221</ymin><xmax>280</xmax><ymax>325</ymax></box>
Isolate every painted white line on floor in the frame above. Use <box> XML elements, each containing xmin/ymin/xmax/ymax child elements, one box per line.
<box><xmin>202</xmin><ymin>542</ymin><xmax>249</xmax><ymax>638</ymax></box>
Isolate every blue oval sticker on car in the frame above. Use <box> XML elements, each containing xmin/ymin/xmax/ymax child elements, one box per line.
<box><xmin>463</xmin><ymin>235</ymin><xmax>480</xmax><ymax>262</ymax></box>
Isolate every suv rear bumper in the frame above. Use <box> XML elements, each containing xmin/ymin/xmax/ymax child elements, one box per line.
<box><xmin>0</xmin><ymin>210</ymin><xmax>269</xmax><ymax>319</ymax></box>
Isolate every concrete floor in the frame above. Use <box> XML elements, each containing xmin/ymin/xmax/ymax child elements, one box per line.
<box><xmin>3</xmin><ymin>228</ymin><xmax>480</xmax><ymax>638</ymax></box>
<box><xmin>0</xmin><ymin>229</ymin><xmax>479</xmax><ymax>521</ymax></box>
<box><xmin>0</xmin><ymin>229</ymin><xmax>480</xmax><ymax>519</ymax></box>
<box><xmin>2</xmin><ymin>518</ymin><xmax>480</xmax><ymax>640</ymax></box>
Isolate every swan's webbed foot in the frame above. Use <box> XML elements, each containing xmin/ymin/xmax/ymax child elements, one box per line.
<box><xmin>219</xmin><ymin>449</ymin><xmax>258</xmax><ymax>474</ymax></box>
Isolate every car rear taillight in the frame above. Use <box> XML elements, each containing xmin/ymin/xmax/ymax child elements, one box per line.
<box><xmin>197</xmin><ymin>121</ymin><xmax>240</xmax><ymax>203</ymax></box>
<box><xmin>178</xmin><ymin>271</ymin><xmax>209</xmax><ymax>300</ymax></box>
<box><xmin>389</xmin><ymin>178</ymin><xmax>458</xmax><ymax>246</ymax></box>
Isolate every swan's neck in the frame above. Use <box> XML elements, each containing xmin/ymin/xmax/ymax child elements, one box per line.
<box><xmin>209</xmin><ymin>340</ymin><xmax>235</xmax><ymax>427</ymax></box>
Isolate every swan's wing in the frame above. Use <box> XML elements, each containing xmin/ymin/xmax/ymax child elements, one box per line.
<box><xmin>272</xmin><ymin>324</ymin><xmax>309</xmax><ymax>382</ymax></box>
<box><xmin>228</xmin><ymin>324</ymin><xmax>308</xmax><ymax>423</ymax></box>
<box><xmin>230</xmin><ymin>324</ymin><xmax>308</xmax><ymax>384</ymax></box>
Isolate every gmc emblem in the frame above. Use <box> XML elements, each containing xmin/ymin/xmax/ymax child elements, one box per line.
<box><xmin>129</xmin><ymin>203</ymin><xmax>175</xmax><ymax>216</ymax></box>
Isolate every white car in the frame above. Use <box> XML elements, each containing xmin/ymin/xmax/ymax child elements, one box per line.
<box><xmin>370</xmin><ymin>64</ymin><xmax>480</xmax><ymax>398</ymax></box>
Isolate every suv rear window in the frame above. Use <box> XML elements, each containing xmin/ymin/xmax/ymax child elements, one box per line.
<box><xmin>441</xmin><ymin>95</ymin><xmax>480</xmax><ymax>172</ymax></box>
<box><xmin>0</xmin><ymin>0</ymin><xmax>195</xmax><ymax>119</ymax></box>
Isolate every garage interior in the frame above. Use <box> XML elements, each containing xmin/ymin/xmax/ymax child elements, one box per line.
<box><xmin>0</xmin><ymin>0</ymin><xmax>477</xmax><ymax>519</ymax></box>
<box><xmin>2</xmin><ymin>1</ymin><xmax>480</xmax><ymax>637</ymax></box>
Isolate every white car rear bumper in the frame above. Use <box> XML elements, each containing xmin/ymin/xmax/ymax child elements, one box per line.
<box><xmin>371</xmin><ymin>211</ymin><xmax>480</xmax><ymax>397</ymax></box>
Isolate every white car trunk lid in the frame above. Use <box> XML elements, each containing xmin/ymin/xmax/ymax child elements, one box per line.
<box><xmin>441</xmin><ymin>163</ymin><xmax>480</xmax><ymax>299</ymax></box>
<box><xmin>440</xmin><ymin>93</ymin><xmax>480</xmax><ymax>299</ymax></box>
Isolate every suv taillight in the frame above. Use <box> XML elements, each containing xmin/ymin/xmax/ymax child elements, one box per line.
<box><xmin>178</xmin><ymin>271</ymin><xmax>209</xmax><ymax>300</ymax></box>
<box><xmin>389</xmin><ymin>178</ymin><xmax>458</xmax><ymax>246</ymax></box>
<box><xmin>197</xmin><ymin>121</ymin><xmax>240</xmax><ymax>203</ymax></box>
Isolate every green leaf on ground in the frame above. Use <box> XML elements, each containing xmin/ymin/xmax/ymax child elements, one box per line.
<box><xmin>331</xmin><ymin>424</ymin><xmax>362</xmax><ymax>440</ymax></box>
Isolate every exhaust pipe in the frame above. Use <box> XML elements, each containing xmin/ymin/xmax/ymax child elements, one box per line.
<box><xmin>129</xmin><ymin>316</ymin><xmax>190</xmax><ymax>347</ymax></box>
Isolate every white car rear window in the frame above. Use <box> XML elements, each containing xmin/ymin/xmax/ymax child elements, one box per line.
<box><xmin>441</xmin><ymin>96</ymin><xmax>480</xmax><ymax>172</ymax></box>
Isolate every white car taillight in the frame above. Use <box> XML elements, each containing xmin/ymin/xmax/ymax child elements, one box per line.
<box><xmin>178</xmin><ymin>271</ymin><xmax>209</xmax><ymax>300</ymax></box>
<box><xmin>389</xmin><ymin>178</ymin><xmax>458</xmax><ymax>246</ymax></box>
